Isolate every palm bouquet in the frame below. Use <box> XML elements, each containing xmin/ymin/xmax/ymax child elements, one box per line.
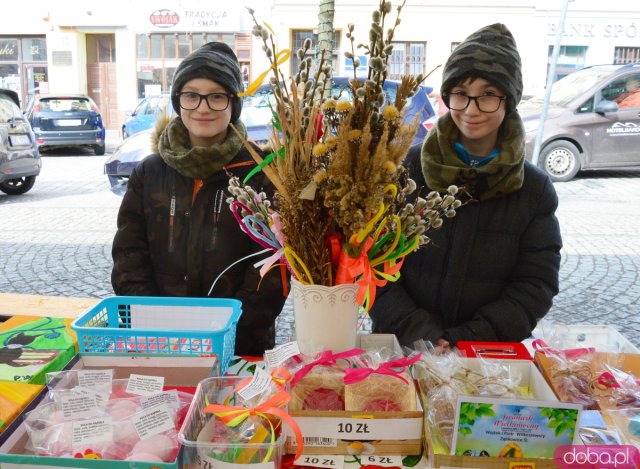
<box><xmin>228</xmin><ymin>0</ymin><xmax>465</xmax><ymax>311</ymax></box>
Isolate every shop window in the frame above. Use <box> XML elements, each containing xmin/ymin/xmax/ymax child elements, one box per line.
<box><xmin>548</xmin><ymin>45</ymin><xmax>587</xmax><ymax>82</ymax></box>
<box><xmin>0</xmin><ymin>64</ymin><xmax>19</xmax><ymax>92</ymax></box>
<box><xmin>151</xmin><ymin>35</ymin><xmax>162</xmax><ymax>59</ymax></box>
<box><xmin>178</xmin><ymin>34</ymin><xmax>190</xmax><ymax>58</ymax></box>
<box><xmin>388</xmin><ymin>42</ymin><xmax>426</xmax><ymax>79</ymax></box>
<box><xmin>22</xmin><ymin>38</ymin><xmax>46</xmax><ymax>61</ymax></box>
<box><xmin>165</xmin><ymin>35</ymin><xmax>177</xmax><ymax>59</ymax></box>
<box><xmin>614</xmin><ymin>47</ymin><xmax>640</xmax><ymax>65</ymax></box>
<box><xmin>0</xmin><ymin>38</ymin><xmax>19</xmax><ymax>62</ymax></box>
<box><xmin>137</xmin><ymin>35</ymin><xmax>149</xmax><ymax>59</ymax></box>
<box><xmin>291</xmin><ymin>30</ymin><xmax>340</xmax><ymax>76</ymax></box>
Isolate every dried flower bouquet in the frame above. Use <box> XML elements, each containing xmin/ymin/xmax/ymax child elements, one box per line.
<box><xmin>228</xmin><ymin>0</ymin><xmax>466</xmax><ymax>311</ymax></box>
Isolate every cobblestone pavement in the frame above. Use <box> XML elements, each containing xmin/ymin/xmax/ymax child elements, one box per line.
<box><xmin>1</xmin><ymin>147</ymin><xmax>639</xmax><ymax>348</ymax></box>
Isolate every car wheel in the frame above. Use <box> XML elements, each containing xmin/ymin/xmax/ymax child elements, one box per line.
<box><xmin>0</xmin><ymin>176</ymin><xmax>36</xmax><ymax>195</ymax></box>
<box><xmin>94</xmin><ymin>144</ymin><xmax>106</xmax><ymax>156</ymax></box>
<box><xmin>539</xmin><ymin>140</ymin><xmax>581</xmax><ymax>182</ymax></box>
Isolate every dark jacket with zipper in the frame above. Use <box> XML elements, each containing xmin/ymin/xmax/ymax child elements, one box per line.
<box><xmin>370</xmin><ymin>144</ymin><xmax>562</xmax><ymax>346</ymax></box>
<box><xmin>111</xmin><ymin>144</ymin><xmax>286</xmax><ymax>357</ymax></box>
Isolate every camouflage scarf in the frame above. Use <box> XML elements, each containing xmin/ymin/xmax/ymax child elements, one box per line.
<box><xmin>420</xmin><ymin>112</ymin><xmax>525</xmax><ymax>201</ymax></box>
<box><xmin>157</xmin><ymin>117</ymin><xmax>246</xmax><ymax>178</ymax></box>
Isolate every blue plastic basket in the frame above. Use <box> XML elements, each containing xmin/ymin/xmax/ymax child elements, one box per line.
<box><xmin>70</xmin><ymin>296</ymin><xmax>242</xmax><ymax>374</ymax></box>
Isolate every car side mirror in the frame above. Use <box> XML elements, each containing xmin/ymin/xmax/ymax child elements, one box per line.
<box><xmin>595</xmin><ymin>99</ymin><xmax>618</xmax><ymax>114</ymax></box>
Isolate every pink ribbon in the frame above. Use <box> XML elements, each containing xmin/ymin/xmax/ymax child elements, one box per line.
<box><xmin>531</xmin><ymin>339</ymin><xmax>595</xmax><ymax>359</ymax></box>
<box><xmin>291</xmin><ymin>349</ymin><xmax>365</xmax><ymax>386</ymax></box>
<box><xmin>343</xmin><ymin>353</ymin><xmax>421</xmax><ymax>385</ymax></box>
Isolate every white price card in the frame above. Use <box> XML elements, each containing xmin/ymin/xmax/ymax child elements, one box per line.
<box><xmin>237</xmin><ymin>366</ymin><xmax>272</xmax><ymax>401</ymax></box>
<box><xmin>78</xmin><ymin>369</ymin><xmax>113</xmax><ymax>393</ymax></box>
<box><xmin>60</xmin><ymin>392</ymin><xmax>99</xmax><ymax>420</ymax></box>
<box><xmin>361</xmin><ymin>455</ymin><xmax>403</xmax><ymax>467</ymax></box>
<box><xmin>296</xmin><ymin>455</ymin><xmax>344</xmax><ymax>468</ymax></box>
<box><xmin>131</xmin><ymin>404</ymin><xmax>174</xmax><ymax>440</ymax></box>
<box><xmin>126</xmin><ymin>373</ymin><xmax>165</xmax><ymax>396</ymax></box>
<box><xmin>264</xmin><ymin>341</ymin><xmax>300</xmax><ymax>367</ymax></box>
<box><xmin>76</xmin><ymin>387</ymin><xmax>109</xmax><ymax>408</ymax></box>
<box><xmin>72</xmin><ymin>417</ymin><xmax>113</xmax><ymax>446</ymax></box>
<box><xmin>140</xmin><ymin>390</ymin><xmax>180</xmax><ymax>410</ymax></box>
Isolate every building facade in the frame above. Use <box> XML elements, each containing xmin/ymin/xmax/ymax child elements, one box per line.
<box><xmin>1</xmin><ymin>0</ymin><xmax>638</xmax><ymax>130</ymax></box>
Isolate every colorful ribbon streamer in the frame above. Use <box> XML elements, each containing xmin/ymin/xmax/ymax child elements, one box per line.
<box><xmin>205</xmin><ymin>390</ymin><xmax>304</xmax><ymax>462</ymax></box>
<box><xmin>343</xmin><ymin>353</ymin><xmax>422</xmax><ymax>385</ymax></box>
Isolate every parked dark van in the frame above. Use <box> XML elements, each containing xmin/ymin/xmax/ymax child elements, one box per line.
<box><xmin>520</xmin><ymin>63</ymin><xmax>640</xmax><ymax>181</ymax></box>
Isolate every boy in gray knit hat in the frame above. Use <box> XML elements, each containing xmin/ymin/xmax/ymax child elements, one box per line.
<box><xmin>370</xmin><ymin>23</ymin><xmax>562</xmax><ymax>351</ymax></box>
<box><xmin>170</xmin><ymin>42</ymin><xmax>244</xmax><ymax>124</ymax></box>
<box><xmin>112</xmin><ymin>42</ymin><xmax>288</xmax><ymax>357</ymax></box>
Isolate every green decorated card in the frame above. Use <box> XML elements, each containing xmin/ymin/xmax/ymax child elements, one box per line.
<box><xmin>451</xmin><ymin>395</ymin><xmax>582</xmax><ymax>459</ymax></box>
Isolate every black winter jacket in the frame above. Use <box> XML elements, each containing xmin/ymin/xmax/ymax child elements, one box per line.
<box><xmin>111</xmin><ymin>146</ymin><xmax>286</xmax><ymax>356</ymax></box>
<box><xmin>370</xmin><ymin>145</ymin><xmax>562</xmax><ymax>346</ymax></box>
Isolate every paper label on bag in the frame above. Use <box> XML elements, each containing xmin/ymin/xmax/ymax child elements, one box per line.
<box><xmin>78</xmin><ymin>370</ymin><xmax>113</xmax><ymax>394</ymax></box>
<box><xmin>60</xmin><ymin>392</ymin><xmax>99</xmax><ymax>420</ymax></box>
<box><xmin>76</xmin><ymin>387</ymin><xmax>109</xmax><ymax>408</ymax></box>
<box><xmin>264</xmin><ymin>341</ymin><xmax>300</xmax><ymax>367</ymax></box>
<box><xmin>140</xmin><ymin>390</ymin><xmax>179</xmax><ymax>410</ymax></box>
<box><xmin>296</xmin><ymin>455</ymin><xmax>344</xmax><ymax>468</ymax></box>
<box><xmin>237</xmin><ymin>366</ymin><xmax>272</xmax><ymax>401</ymax></box>
<box><xmin>126</xmin><ymin>374</ymin><xmax>164</xmax><ymax>396</ymax></box>
<box><xmin>288</xmin><ymin>416</ymin><xmax>422</xmax><ymax>440</ymax></box>
<box><xmin>131</xmin><ymin>404</ymin><xmax>174</xmax><ymax>440</ymax></box>
<box><xmin>360</xmin><ymin>455</ymin><xmax>402</xmax><ymax>467</ymax></box>
<box><xmin>72</xmin><ymin>417</ymin><xmax>113</xmax><ymax>446</ymax></box>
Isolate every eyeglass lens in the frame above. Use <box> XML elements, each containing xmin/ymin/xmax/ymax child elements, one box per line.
<box><xmin>447</xmin><ymin>93</ymin><xmax>504</xmax><ymax>113</ymax></box>
<box><xmin>179</xmin><ymin>92</ymin><xmax>231</xmax><ymax>111</ymax></box>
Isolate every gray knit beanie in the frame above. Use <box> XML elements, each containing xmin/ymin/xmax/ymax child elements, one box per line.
<box><xmin>441</xmin><ymin>23</ymin><xmax>522</xmax><ymax>114</ymax></box>
<box><xmin>171</xmin><ymin>42</ymin><xmax>244</xmax><ymax>123</ymax></box>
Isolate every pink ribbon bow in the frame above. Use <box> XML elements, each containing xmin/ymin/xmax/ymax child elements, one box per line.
<box><xmin>343</xmin><ymin>353</ymin><xmax>422</xmax><ymax>385</ymax></box>
<box><xmin>291</xmin><ymin>348</ymin><xmax>365</xmax><ymax>386</ymax></box>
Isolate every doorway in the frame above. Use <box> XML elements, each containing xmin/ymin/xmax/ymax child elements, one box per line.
<box><xmin>86</xmin><ymin>34</ymin><xmax>118</xmax><ymax>129</ymax></box>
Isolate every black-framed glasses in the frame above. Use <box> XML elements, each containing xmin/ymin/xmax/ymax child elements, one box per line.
<box><xmin>178</xmin><ymin>92</ymin><xmax>234</xmax><ymax>111</ymax></box>
<box><xmin>443</xmin><ymin>92</ymin><xmax>506</xmax><ymax>113</ymax></box>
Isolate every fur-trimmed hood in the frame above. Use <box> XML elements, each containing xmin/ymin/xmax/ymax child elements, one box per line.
<box><xmin>151</xmin><ymin>114</ymin><xmax>172</xmax><ymax>153</ymax></box>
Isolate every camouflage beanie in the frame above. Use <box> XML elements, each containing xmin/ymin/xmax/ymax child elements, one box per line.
<box><xmin>441</xmin><ymin>23</ymin><xmax>522</xmax><ymax>114</ymax></box>
<box><xmin>171</xmin><ymin>42</ymin><xmax>243</xmax><ymax>123</ymax></box>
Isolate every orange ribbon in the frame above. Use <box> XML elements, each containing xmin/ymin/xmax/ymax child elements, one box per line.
<box><xmin>205</xmin><ymin>390</ymin><xmax>304</xmax><ymax>462</ymax></box>
<box><xmin>335</xmin><ymin>238</ymin><xmax>405</xmax><ymax>311</ymax></box>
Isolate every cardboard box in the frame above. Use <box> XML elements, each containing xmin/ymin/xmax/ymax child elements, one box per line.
<box><xmin>285</xmin><ymin>334</ymin><xmax>423</xmax><ymax>455</ymax></box>
<box><xmin>417</xmin><ymin>357</ymin><xmax>562</xmax><ymax>469</ymax></box>
<box><xmin>529</xmin><ymin>324</ymin><xmax>639</xmax><ymax>354</ymax></box>
<box><xmin>535</xmin><ymin>351</ymin><xmax>640</xmax><ymax>408</ymax></box>
<box><xmin>0</xmin><ymin>354</ymin><xmax>218</xmax><ymax>469</ymax></box>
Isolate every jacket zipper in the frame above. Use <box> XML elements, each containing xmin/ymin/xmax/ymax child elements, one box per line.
<box><xmin>168</xmin><ymin>180</ymin><xmax>176</xmax><ymax>253</ymax></box>
<box><xmin>210</xmin><ymin>189</ymin><xmax>223</xmax><ymax>249</ymax></box>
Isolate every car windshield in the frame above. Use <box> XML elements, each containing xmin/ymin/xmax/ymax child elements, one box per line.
<box><xmin>0</xmin><ymin>95</ymin><xmax>21</xmax><ymax>122</ymax></box>
<box><xmin>524</xmin><ymin>66</ymin><xmax>621</xmax><ymax>107</ymax></box>
<box><xmin>40</xmin><ymin>98</ymin><xmax>92</xmax><ymax>112</ymax></box>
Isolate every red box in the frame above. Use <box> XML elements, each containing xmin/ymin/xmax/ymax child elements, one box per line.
<box><xmin>456</xmin><ymin>341</ymin><xmax>533</xmax><ymax>361</ymax></box>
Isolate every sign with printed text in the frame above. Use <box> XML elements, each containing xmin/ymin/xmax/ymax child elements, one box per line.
<box><xmin>287</xmin><ymin>416</ymin><xmax>422</xmax><ymax>440</ymax></box>
<box><xmin>451</xmin><ymin>395</ymin><xmax>582</xmax><ymax>459</ymax></box>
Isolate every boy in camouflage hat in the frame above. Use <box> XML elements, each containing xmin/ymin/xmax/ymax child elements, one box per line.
<box><xmin>370</xmin><ymin>24</ymin><xmax>562</xmax><ymax>349</ymax></box>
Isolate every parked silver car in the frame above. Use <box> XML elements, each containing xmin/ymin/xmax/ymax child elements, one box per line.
<box><xmin>0</xmin><ymin>89</ymin><xmax>41</xmax><ymax>195</ymax></box>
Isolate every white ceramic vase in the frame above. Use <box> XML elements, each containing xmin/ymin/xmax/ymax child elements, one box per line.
<box><xmin>291</xmin><ymin>279</ymin><xmax>359</xmax><ymax>355</ymax></box>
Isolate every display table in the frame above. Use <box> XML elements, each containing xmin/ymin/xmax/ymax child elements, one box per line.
<box><xmin>0</xmin><ymin>293</ymin><xmax>95</xmax><ymax>319</ymax></box>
